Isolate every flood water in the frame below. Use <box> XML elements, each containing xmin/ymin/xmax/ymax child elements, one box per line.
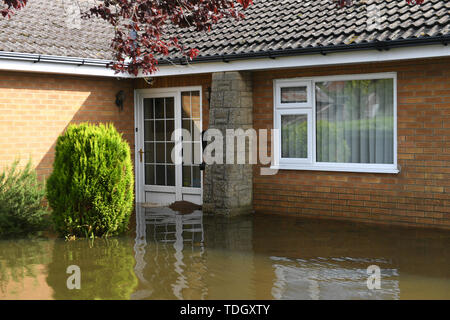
<box><xmin>1</xmin><ymin>205</ymin><xmax>449</xmax><ymax>300</ymax></box>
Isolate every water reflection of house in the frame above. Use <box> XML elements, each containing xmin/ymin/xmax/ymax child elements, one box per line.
<box><xmin>132</xmin><ymin>205</ymin><xmax>260</xmax><ymax>300</ymax></box>
<box><xmin>271</xmin><ymin>257</ymin><xmax>400</xmax><ymax>300</ymax></box>
<box><xmin>132</xmin><ymin>205</ymin><xmax>207</xmax><ymax>300</ymax></box>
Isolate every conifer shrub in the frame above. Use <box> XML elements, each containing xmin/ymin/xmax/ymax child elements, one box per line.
<box><xmin>0</xmin><ymin>160</ymin><xmax>48</xmax><ymax>238</ymax></box>
<box><xmin>46</xmin><ymin>123</ymin><xmax>134</xmax><ymax>238</ymax></box>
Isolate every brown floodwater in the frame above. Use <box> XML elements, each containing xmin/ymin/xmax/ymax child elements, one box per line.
<box><xmin>0</xmin><ymin>205</ymin><xmax>449</xmax><ymax>300</ymax></box>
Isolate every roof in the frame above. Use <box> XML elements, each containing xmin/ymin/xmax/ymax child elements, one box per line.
<box><xmin>0</xmin><ymin>0</ymin><xmax>449</xmax><ymax>63</ymax></box>
<box><xmin>0</xmin><ymin>0</ymin><xmax>114</xmax><ymax>60</ymax></box>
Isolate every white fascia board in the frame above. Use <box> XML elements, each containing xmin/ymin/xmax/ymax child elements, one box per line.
<box><xmin>0</xmin><ymin>44</ymin><xmax>448</xmax><ymax>78</ymax></box>
<box><xmin>148</xmin><ymin>44</ymin><xmax>450</xmax><ymax>77</ymax></box>
<box><xmin>0</xmin><ymin>57</ymin><xmax>132</xmax><ymax>78</ymax></box>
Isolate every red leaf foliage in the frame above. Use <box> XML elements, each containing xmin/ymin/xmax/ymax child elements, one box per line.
<box><xmin>1</xmin><ymin>0</ymin><xmax>27</xmax><ymax>18</ymax></box>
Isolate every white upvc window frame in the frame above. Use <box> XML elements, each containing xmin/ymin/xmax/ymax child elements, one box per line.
<box><xmin>275</xmin><ymin>79</ymin><xmax>312</xmax><ymax>108</ymax></box>
<box><xmin>275</xmin><ymin>108</ymin><xmax>313</xmax><ymax>166</ymax></box>
<box><xmin>272</xmin><ymin>72</ymin><xmax>399</xmax><ymax>174</ymax></box>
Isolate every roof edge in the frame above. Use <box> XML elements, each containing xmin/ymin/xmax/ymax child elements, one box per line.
<box><xmin>0</xmin><ymin>51</ymin><xmax>132</xmax><ymax>78</ymax></box>
<box><xmin>160</xmin><ymin>36</ymin><xmax>450</xmax><ymax>65</ymax></box>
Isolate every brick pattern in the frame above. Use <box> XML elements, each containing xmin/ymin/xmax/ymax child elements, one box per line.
<box><xmin>0</xmin><ymin>71</ymin><xmax>135</xmax><ymax>179</ymax></box>
<box><xmin>252</xmin><ymin>57</ymin><xmax>450</xmax><ymax>229</ymax></box>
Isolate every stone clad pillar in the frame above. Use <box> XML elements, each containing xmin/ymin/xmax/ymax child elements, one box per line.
<box><xmin>203</xmin><ymin>71</ymin><xmax>253</xmax><ymax>216</ymax></box>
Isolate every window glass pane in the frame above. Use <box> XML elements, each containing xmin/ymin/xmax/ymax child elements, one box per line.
<box><xmin>165</xmin><ymin>97</ymin><xmax>174</xmax><ymax>118</ymax></box>
<box><xmin>166</xmin><ymin>119</ymin><xmax>174</xmax><ymax>141</ymax></box>
<box><xmin>155</xmin><ymin>120</ymin><xmax>165</xmax><ymax>141</ymax></box>
<box><xmin>192</xmin><ymin>166</ymin><xmax>201</xmax><ymax>188</ymax></box>
<box><xmin>154</xmin><ymin>98</ymin><xmax>165</xmax><ymax>118</ymax></box>
<box><xmin>182</xmin><ymin>165</ymin><xmax>191</xmax><ymax>187</ymax></box>
<box><xmin>145</xmin><ymin>164</ymin><xmax>154</xmax><ymax>185</ymax></box>
<box><xmin>315</xmin><ymin>79</ymin><xmax>394</xmax><ymax>164</ymax></box>
<box><xmin>155</xmin><ymin>165</ymin><xmax>165</xmax><ymax>185</ymax></box>
<box><xmin>192</xmin><ymin>119</ymin><xmax>201</xmax><ymax>142</ymax></box>
<box><xmin>281</xmin><ymin>114</ymin><xmax>308</xmax><ymax>159</ymax></box>
<box><xmin>144</xmin><ymin>98</ymin><xmax>154</xmax><ymax>119</ymax></box>
<box><xmin>281</xmin><ymin>86</ymin><xmax>307</xmax><ymax>103</ymax></box>
<box><xmin>191</xmin><ymin>91</ymin><xmax>200</xmax><ymax>118</ymax></box>
<box><xmin>144</xmin><ymin>120</ymin><xmax>154</xmax><ymax>141</ymax></box>
<box><xmin>167</xmin><ymin>165</ymin><xmax>175</xmax><ymax>186</ymax></box>
<box><xmin>192</xmin><ymin>142</ymin><xmax>202</xmax><ymax>164</ymax></box>
<box><xmin>166</xmin><ymin>142</ymin><xmax>175</xmax><ymax>164</ymax></box>
<box><xmin>155</xmin><ymin>143</ymin><xmax>165</xmax><ymax>163</ymax></box>
<box><xmin>182</xmin><ymin>120</ymin><xmax>191</xmax><ymax>137</ymax></box>
<box><xmin>144</xmin><ymin>142</ymin><xmax>154</xmax><ymax>163</ymax></box>
<box><xmin>181</xmin><ymin>92</ymin><xmax>191</xmax><ymax>118</ymax></box>
<box><xmin>182</xmin><ymin>142</ymin><xmax>193</xmax><ymax>164</ymax></box>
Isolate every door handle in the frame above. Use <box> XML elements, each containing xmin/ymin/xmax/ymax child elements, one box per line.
<box><xmin>139</xmin><ymin>148</ymin><xmax>144</xmax><ymax>163</ymax></box>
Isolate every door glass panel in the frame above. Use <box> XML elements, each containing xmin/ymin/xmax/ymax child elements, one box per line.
<box><xmin>192</xmin><ymin>166</ymin><xmax>201</xmax><ymax>188</ymax></box>
<box><xmin>181</xmin><ymin>92</ymin><xmax>191</xmax><ymax>118</ymax></box>
<box><xmin>193</xmin><ymin>119</ymin><xmax>201</xmax><ymax>141</ymax></box>
<box><xmin>181</xmin><ymin>91</ymin><xmax>201</xmax><ymax>188</ymax></box>
<box><xmin>191</xmin><ymin>91</ymin><xmax>200</xmax><ymax>118</ymax></box>
<box><xmin>192</xmin><ymin>142</ymin><xmax>202</xmax><ymax>164</ymax></box>
<box><xmin>166</xmin><ymin>142</ymin><xmax>174</xmax><ymax>164</ymax></box>
<box><xmin>165</xmin><ymin>97</ymin><xmax>174</xmax><ymax>118</ymax></box>
<box><xmin>155</xmin><ymin>143</ymin><xmax>165</xmax><ymax>163</ymax></box>
<box><xmin>167</xmin><ymin>165</ymin><xmax>175</xmax><ymax>186</ymax></box>
<box><xmin>155</xmin><ymin>165</ymin><xmax>165</xmax><ymax>185</ymax></box>
<box><xmin>143</xmin><ymin>93</ymin><xmax>201</xmax><ymax>191</ymax></box>
<box><xmin>166</xmin><ymin>119</ymin><xmax>174</xmax><ymax>141</ymax></box>
<box><xmin>144</xmin><ymin>96</ymin><xmax>177</xmax><ymax>187</ymax></box>
<box><xmin>144</xmin><ymin>98</ymin><xmax>154</xmax><ymax>119</ymax></box>
<box><xmin>182</xmin><ymin>165</ymin><xmax>191</xmax><ymax>187</ymax></box>
<box><xmin>155</xmin><ymin>98</ymin><xmax>165</xmax><ymax>118</ymax></box>
<box><xmin>182</xmin><ymin>142</ymin><xmax>192</xmax><ymax>165</ymax></box>
<box><xmin>182</xmin><ymin>120</ymin><xmax>191</xmax><ymax>136</ymax></box>
<box><xmin>144</xmin><ymin>121</ymin><xmax>154</xmax><ymax>141</ymax></box>
<box><xmin>155</xmin><ymin>120</ymin><xmax>165</xmax><ymax>141</ymax></box>
<box><xmin>145</xmin><ymin>164</ymin><xmax>154</xmax><ymax>185</ymax></box>
<box><xmin>144</xmin><ymin>142</ymin><xmax>154</xmax><ymax>163</ymax></box>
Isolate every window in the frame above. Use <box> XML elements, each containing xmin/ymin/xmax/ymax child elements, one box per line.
<box><xmin>273</xmin><ymin>73</ymin><xmax>398</xmax><ymax>173</ymax></box>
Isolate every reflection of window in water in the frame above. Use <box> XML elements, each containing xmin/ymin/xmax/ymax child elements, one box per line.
<box><xmin>271</xmin><ymin>256</ymin><xmax>400</xmax><ymax>300</ymax></box>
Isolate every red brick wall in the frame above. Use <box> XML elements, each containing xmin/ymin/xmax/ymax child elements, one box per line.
<box><xmin>0</xmin><ymin>71</ymin><xmax>135</xmax><ymax>179</ymax></box>
<box><xmin>253</xmin><ymin>57</ymin><xmax>450</xmax><ymax>229</ymax></box>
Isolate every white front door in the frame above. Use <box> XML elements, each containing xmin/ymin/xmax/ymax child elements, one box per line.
<box><xmin>135</xmin><ymin>87</ymin><xmax>203</xmax><ymax>205</ymax></box>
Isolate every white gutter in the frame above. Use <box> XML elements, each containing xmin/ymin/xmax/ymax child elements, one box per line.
<box><xmin>0</xmin><ymin>51</ymin><xmax>132</xmax><ymax>78</ymax></box>
<box><xmin>149</xmin><ymin>44</ymin><xmax>450</xmax><ymax>77</ymax></box>
<box><xmin>0</xmin><ymin>44</ymin><xmax>449</xmax><ymax>78</ymax></box>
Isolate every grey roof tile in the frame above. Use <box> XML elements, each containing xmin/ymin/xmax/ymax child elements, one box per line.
<box><xmin>0</xmin><ymin>0</ymin><xmax>448</xmax><ymax>62</ymax></box>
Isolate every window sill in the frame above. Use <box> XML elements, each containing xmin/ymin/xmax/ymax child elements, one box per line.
<box><xmin>270</xmin><ymin>165</ymin><xmax>400</xmax><ymax>174</ymax></box>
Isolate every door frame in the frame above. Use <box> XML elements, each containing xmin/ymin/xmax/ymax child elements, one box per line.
<box><xmin>134</xmin><ymin>86</ymin><xmax>203</xmax><ymax>204</ymax></box>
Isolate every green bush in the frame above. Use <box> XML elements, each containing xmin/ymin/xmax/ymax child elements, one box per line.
<box><xmin>0</xmin><ymin>160</ymin><xmax>48</xmax><ymax>238</ymax></box>
<box><xmin>46</xmin><ymin>123</ymin><xmax>134</xmax><ymax>238</ymax></box>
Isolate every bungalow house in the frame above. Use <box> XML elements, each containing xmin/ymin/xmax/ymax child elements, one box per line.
<box><xmin>1</xmin><ymin>0</ymin><xmax>449</xmax><ymax>229</ymax></box>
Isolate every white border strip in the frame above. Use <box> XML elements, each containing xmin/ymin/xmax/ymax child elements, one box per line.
<box><xmin>0</xmin><ymin>56</ymin><xmax>132</xmax><ymax>78</ymax></box>
<box><xmin>0</xmin><ymin>44</ymin><xmax>448</xmax><ymax>78</ymax></box>
<box><xmin>150</xmin><ymin>44</ymin><xmax>450</xmax><ymax>77</ymax></box>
